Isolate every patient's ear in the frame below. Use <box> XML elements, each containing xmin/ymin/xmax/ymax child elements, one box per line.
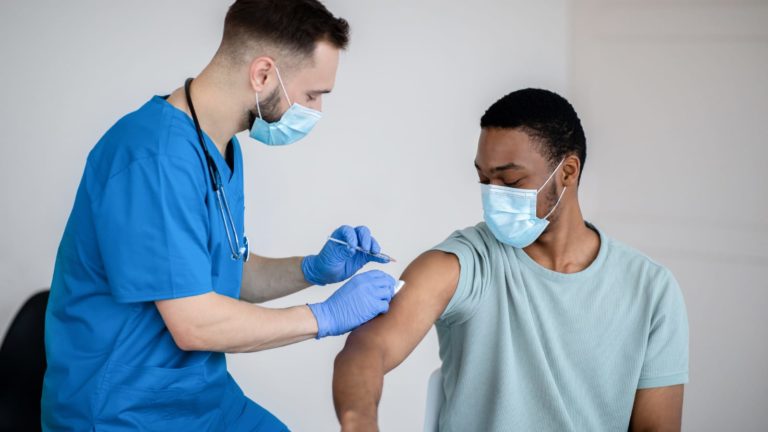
<box><xmin>561</xmin><ymin>155</ymin><xmax>581</xmax><ymax>187</ymax></box>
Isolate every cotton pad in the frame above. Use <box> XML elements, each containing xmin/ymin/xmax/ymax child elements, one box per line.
<box><xmin>395</xmin><ymin>280</ymin><xmax>406</xmax><ymax>294</ymax></box>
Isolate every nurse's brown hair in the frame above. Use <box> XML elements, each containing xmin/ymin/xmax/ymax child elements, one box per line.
<box><xmin>219</xmin><ymin>0</ymin><xmax>349</xmax><ymax>63</ymax></box>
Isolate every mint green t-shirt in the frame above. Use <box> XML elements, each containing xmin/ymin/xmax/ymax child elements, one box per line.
<box><xmin>431</xmin><ymin>222</ymin><xmax>688</xmax><ymax>432</ymax></box>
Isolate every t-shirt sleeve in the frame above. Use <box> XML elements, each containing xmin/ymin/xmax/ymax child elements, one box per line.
<box><xmin>90</xmin><ymin>155</ymin><xmax>213</xmax><ymax>303</ymax></box>
<box><xmin>637</xmin><ymin>269</ymin><xmax>690</xmax><ymax>389</ymax></box>
<box><xmin>430</xmin><ymin>225</ymin><xmax>492</xmax><ymax>326</ymax></box>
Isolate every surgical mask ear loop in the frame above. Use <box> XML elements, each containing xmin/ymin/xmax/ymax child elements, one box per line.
<box><xmin>273</xmin><ymin>65</ymin><xmax>292</xmax><ymax>105</ymax></box>
<box><xmin>543</xmin><ymin>186</ymin><xmax>567</xmax><ymax>220</ymax></box>
<box><xmin>537</xmin><ymin>158</ymin><xmax>566</xmax><ymax>193</ymax></box>
<box><xmin>255</xmin><ymin>92</ymin><xmax>264</xmax><ymax>120</ymax></box>
<box><xmin>539</xmin><ymin>158</ymin><xmax>567</xmax><ymax>220</ymax></box>
<box><xmin>254</xmin><ymin>64</ymin><xmax>292</xmax><ymax>121</ymax></box>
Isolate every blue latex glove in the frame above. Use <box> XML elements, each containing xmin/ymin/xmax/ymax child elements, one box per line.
<box><xmin>302</xmin><ymin>225</ymin><xmax>390</xmax><ymax>286</ymax></box>
<box><xmin>308</xmin><ymin>270</ymin><xmax>395</xmax><ymax>338</ymax></box>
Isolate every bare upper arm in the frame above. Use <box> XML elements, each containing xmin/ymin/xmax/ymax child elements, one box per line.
<box><xmin>343</xmin><ymin>250</ymin><xmax>460</xmax><ymax>371</ymax></box>
<box><xmin>629</xmin><ymin>385</ymin><xmax>684</xmax><ymax>432</ymax></box>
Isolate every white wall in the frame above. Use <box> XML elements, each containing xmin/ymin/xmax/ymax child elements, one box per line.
<box><xmin>5</xmin><ymin>1</ymin><xmax>766</xmax><ymax>431</ymax></box>
<box><xmin>0</xmin><ymin>1</ymin><xmax>567</xmax><ymax>430</ymax></box>
<box><xmin>570</xmin><ymin>1</ymin><xmax>768</xmax><ymax>430</ymax></box>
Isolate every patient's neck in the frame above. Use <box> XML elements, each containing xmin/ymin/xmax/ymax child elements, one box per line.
<box><xmin>522</xmin><ymin>198</ymin><xmax>600</xmax><ymax>274</ymax></box>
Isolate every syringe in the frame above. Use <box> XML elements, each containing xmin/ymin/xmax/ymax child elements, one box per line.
<box><xmin>326</xmin><ymin>237</ymin><xmax>397</xmax><ymax>263</ymax></box>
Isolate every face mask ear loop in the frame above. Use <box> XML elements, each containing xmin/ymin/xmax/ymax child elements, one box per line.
<box><xmin>544</xmin><ymin>186</ymin><xmax>567</xmax><ymax>220</ymax></box>
<box><xmin>537</xmin><ymin>158</ymin><xmax>566</xmax><ymax>193</ymax></box>
<box><xmin>255</xmin><ymin>92</ymin><xmax>264</xmax><ymax>120</ymax></box>
<box><xmin>273</xmin><ymin>65</ymin><xmax>293</xmax><ymax>106</ymax></box>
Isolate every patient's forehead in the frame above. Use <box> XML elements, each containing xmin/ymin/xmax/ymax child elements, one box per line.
<box><xmin>476</xmin><ymin>128</ymin><xmax>549</xmax><ymax>171</ymax></box>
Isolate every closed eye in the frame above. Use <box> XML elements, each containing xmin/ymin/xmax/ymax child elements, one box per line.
<box><xmin>503</xmin><ymin>176</ymin><xmax>527</xmax><ymax>187</ymax></box>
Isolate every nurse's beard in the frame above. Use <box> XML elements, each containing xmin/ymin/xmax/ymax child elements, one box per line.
<box><xmin>247</xmin><ymin>87</ymin><xmax>283</xmax><ymax>126</ymax></box>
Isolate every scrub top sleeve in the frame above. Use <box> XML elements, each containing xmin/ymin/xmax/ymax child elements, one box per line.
<box><xmin>431</xmin><ymin>227</ymin><xmax>489</xmax><ymax>327</ymax></box>
<box><xmin>91</xmin><ymin>155</ymin><xmax>214</xmax><ymax>303</ymax></box>
<box><xmin>638</xmin><ymin>270</ymin><xmax>690</xmax><ymax>389</ymax></box>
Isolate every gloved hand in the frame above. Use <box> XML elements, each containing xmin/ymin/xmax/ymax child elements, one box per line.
<box><xmin>302</xmin><ymin>225</ymin><xmax>389</xmax><ymax>286</ymax></box>
<box><xmin>308</xmin><ymin>270</ymin><xmax>395</xmax><ymax>338</ymax></box>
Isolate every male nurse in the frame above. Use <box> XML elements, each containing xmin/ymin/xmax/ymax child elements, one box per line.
<box><xmin>42</xmin><ymin>1</ymin><xmax>395</xmax><ymax>430</ymax></box>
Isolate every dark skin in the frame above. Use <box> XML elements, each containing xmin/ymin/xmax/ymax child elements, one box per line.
<box><xmin>332</xmin><ymin>128</ymin><xmax>683</xmax><ymax>431</ymax></box>
<box><xmin>475</xmin><ymin>128</ymin><xmax>600</xmax><ymax>273</ymax></box>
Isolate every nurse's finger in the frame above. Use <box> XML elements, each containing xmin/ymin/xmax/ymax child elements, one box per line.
<box><xmin>374</xmin><ymin>282</ymin><xmax>395</xmax><ymax>301</ymax></box>
<box><xmin>355</xmin><ymin>226</ymin><xmax>373</xmax><ymax>253</ymax></box>
<box><xmin>331</xmin><ymin>225</ymin><xmax>358</xmax><ymax>253</ymax></box>
<box><xmin>376</xmin><ymin>299</ymin><xmax>391</xmax><ymax>315</ymax></box>
<box><xmin>370</xmin><ymin>236</ymin><xmax>382</xmax><ymax>255</ymax></box>
<box><xmin>370</xmin><ymin>271</ymin><xmax>396</xmax><ymax>293</ymax></box>
<box><xmin>361</xmin><ymin>269</ymin><xmax>394</xmax><ymax>282</ymax></box>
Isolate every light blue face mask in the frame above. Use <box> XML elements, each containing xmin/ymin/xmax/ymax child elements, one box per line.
<box><xmin>481</xmin><ymin>159</ymin><xmax>566</xmax><ymax>248</ymax></box>
<box><xmin>250</xmin><ymin>65</ymin><xmax>323</xmax><ymax>146</ymax></box>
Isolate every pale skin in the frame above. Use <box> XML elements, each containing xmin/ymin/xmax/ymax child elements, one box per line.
<box><xmin>333</xmin><ymin>128</ymin><xmax>684</xmax><ymax>431</ymax></box>
<box><xmin>156</xmin><ymin>41</ymin><xmax>343</xmax><ymax>353</ymax></box>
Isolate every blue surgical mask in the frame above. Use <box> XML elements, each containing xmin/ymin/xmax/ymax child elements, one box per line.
<box><xmin>250</xmin><ymin>65</ymin><xmax>322</xmax><ymax>146</ymax></box>
<box><xmin>481</xmin><ymin>159</ymin><xmax>566</xmax><ymax>248</ymax></box>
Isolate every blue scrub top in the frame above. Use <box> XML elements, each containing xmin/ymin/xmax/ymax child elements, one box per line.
<box><xmin>42</xmin><ymin>96</ymin><xmax>287</xmax><ymax>431</ymax></box>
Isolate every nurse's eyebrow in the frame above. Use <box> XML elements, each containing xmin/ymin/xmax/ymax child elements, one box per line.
<box><xmin>309</xmin><ymin>89</ymin><xmax>332</xmax><ymax>95</ymax></box>
<box><xmin>474</xmin><ymin>161</ymin><xmax>524</xmax><ymax>173</ymax></box>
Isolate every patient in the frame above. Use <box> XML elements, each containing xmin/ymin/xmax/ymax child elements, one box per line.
<box><xmin>333</xmin><ymin>89</ymin><xmax>689</xmax><ymax>432</ymax></box>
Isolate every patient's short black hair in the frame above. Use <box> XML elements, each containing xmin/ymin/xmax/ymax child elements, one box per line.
<box><xmin>480</xmin><ymin>88</ymin><xmax>587</xmax><ymax>181</ymax></box>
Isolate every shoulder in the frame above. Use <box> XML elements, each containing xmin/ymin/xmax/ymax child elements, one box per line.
<box><xmin>404</xmin><ymin>250</ymin><xmax>460</xmax><ymax>282</ymax></box>
<box><xmin>420</xmin><ymin>222</ymin><xmax>498</xmax><ymax>278</ymax></box>
<box><xmin>606</xmin><ymin>235</ymin><xmax>671</xmax><ymax>276</ymax></box>
<box><xmin>432</xmin><ymin>222</ymin><xmax>501</xmax><ymax>258</ymax></box>
<box><xmin>602</xmin><ymin>232</ymin><xmax>682</xmax><ymax>302</ymax></box>
<box><xmin>397</xmin><ymin>251</ymin><xmax>461</xmax><ymax>327</ymax></box>
<box><xmin>429</xmin><ymin>222</ymin><xmax>506</xmax><ymax>289</ymax></box>
<box><xmin>86</xmin><ymin>96</ymin><xmax>205</xmax><ymax>182</ymax></box>
<box><xmin>428</xmin><ymin>223</ymin><xmax>504</xmax><ymax>325</ymax></box>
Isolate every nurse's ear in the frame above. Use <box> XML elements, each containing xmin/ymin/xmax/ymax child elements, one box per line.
<box><xmin>249</xmin><ymin>56</ymin><xmax>276</xmax><ymax>93</ymax></box>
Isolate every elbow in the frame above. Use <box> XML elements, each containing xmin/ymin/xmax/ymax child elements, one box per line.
<box><xmin>247</xmin><ymin>294</ymin><xmax>270</xmax><ymax>304</ymax></box>
<box><xmin>174</xmin><ymin>336</ymin><xmax>198</xmax><ymax>352</ymax></box>
<box><xmin>168</xmin><ymin>325</ymin><xmax>208</xmax><ymax>352</ymax></box>
<box><xmin>156</xmin><ymin>294</ymin><xmax>223</xmax><ymax>352</ymax></box>
<box><xmin>238</xmin><ymin>289</ymin><xmax>268</xmax><ymax>304</ymax></box>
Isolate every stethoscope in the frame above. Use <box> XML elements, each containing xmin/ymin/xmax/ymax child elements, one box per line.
<box><xmin>184</xmin><ymin>78</ymin><xmax>249</xmax><ymax>262</ymax></box>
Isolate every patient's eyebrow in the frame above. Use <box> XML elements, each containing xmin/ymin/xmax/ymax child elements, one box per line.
<box><xmin>474</xmin><ymin>161</ymin><xmax>524</xmax><ymax>173</ymax></box>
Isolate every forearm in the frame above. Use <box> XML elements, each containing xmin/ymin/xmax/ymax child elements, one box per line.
<box><xmin>159</xmin><ymin>292</ymin><xmax>318</xmax><ymax>353</ymax></box>
<box><xmin>240</xmin><ymin>255</ymin><xmax>310</xmax><ymax>303</ymax></box>
<box><xmin>333</xmin><ymin>335</ymin><xmax>388</xmax><ymax>431</ymax></box>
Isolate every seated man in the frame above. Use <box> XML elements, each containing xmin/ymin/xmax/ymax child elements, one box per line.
<box><xmin>332</xmin><ymin>89</ymin><xmax>689</xmax><ymax>432</ymax></box>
